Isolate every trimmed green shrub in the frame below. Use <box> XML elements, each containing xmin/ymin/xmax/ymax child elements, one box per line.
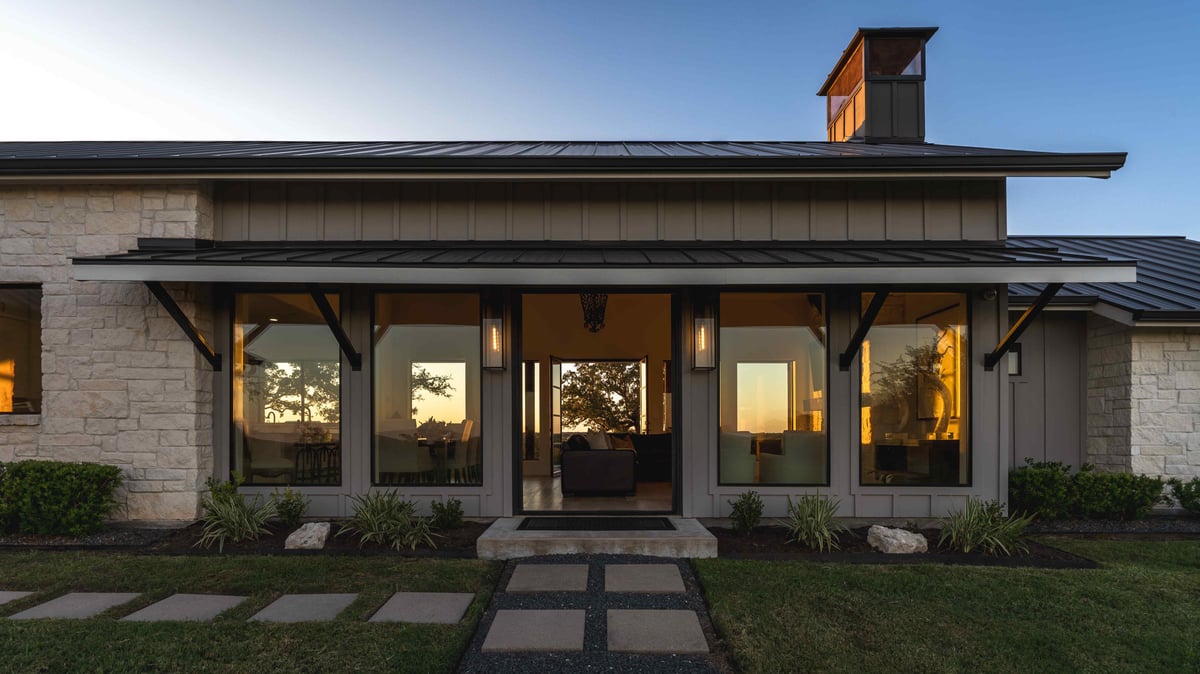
<box><xmin>783</xmin><ymin>493</ymin><xmax>846</xmax><ymax>552</ymax></box>
<box><xmin>939</xmin><ymin>498</ymin><xmax>1033</xmax><ymax>556</ymax></box>
<box><xmin>431</xmin><ymin>497</ymin><xmax>464</xmax><ymax>530</ymax></box>
<box><xmin>271</xmin><ymin>487</ymin><xmax>309</xmax><ymax>530</ymax></box>
<box><xmin>0</xmin><ymin>460</ymin><xmax>123</xmax><ymax>536</ymax></box>
<box><xmin>728</xmin><ymin>490</ymin><xmax>763</xmax><ymax>535</ymax></box>
<box><xmin>1071</xmin><ymin>469</ymin><xmax>1166</xmax><ymax>520</ymax></box>
<box><xmin>1008</xmin><ymin>459</ymin><xmax>1074</xmax><ymax>519</ymax></box>
<box><xmin>1168</xmin><ymin>477</ymin><xmax>1200</xmax><ymax>515</ymax></box>
<box><xmin>197</xmin><ymin>473</ymin><xmax>275</xmax><ymax>553</ymax></box>
<box><xmin>339</xmin><ymin>491</ymin><xmax>436</xmax><ymax>550</ymax></box>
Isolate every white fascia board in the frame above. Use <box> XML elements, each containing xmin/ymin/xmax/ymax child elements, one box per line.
<box><xmin>73</xmin><ymin>263</ymin><xmax>1138</xmax><ymax>286</ymax></box>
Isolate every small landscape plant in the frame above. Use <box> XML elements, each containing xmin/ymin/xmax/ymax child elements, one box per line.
<box><xmin>783</xmin><ymin>493</ymin><xmax>846</xmax><ymax>552</ymax></box>
<box><xmin>938</xmin><ymin>498</ymin><xmax>1033</xmax><ymax>556</ymax></box>
<box><xmin>1008</xmin><ymin>459</ymin><xmax>1073</xmax><ymax>519</ymax></box>
<box><xmin>728</xmin><ymin>490</ymin><xmax>763</xmax><ymax>535</ymax></box>
<box><xmin>0</xmin><ymin>460</ymin><xmax>123</xmax><ymax>536</ymax></box>
<box><xmin>272</xmin><ymin>487</ymin><xmax>309</xmax><ymax>530</ymax></box>
<box><xmin>1167</xmin><ymin>477</ymin><xmax>1200</xmax><ymax>515</ymax></box>
<box><xmin>197</xmin><ymin>472</ymin><xmax>275</xmax><ymax>553</ymax></box>
<box><xmin>431</xmin><ymin>497</ymin><xmax>465</xmax><ymax>530</ymax></box>
<box><xmin>339</xmin><ymin>490</ymin><xmax>436</xmax><ymax>550</ymax></box>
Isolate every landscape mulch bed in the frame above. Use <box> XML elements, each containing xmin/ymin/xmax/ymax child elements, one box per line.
<box><xmin>709</xmin><ymin>525</ymin><xmax>1099</xmax><ymax>568</ymax></box>
<box><xmin>144</xmin><ymin>520</ymin><xmax>490</xmax><ymax>556</ymax></box>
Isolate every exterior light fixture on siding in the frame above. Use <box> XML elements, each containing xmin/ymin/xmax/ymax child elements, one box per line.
<box><xmin>693</xmin><ymin>294</ymin><xmax>716</xmax><ymax>371</ymax></box>
<box><xmin>482</xmin><ymin>295</ymin><xmax>505</xmax><ymax>371</ymax></box>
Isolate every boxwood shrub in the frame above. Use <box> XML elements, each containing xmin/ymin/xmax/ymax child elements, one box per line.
<box><xmin>0</xmin><ymin>460</ymin><xmax>123</xmax><ymax>536</ymax></box>
<box><xmin>1009</xmin><ymin>459</ymin><xmax>1166</xmax><ymax>521</ymax></box>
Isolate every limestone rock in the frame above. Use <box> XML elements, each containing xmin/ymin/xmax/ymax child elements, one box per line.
<box><xmin>285</xmin><ymin>522</ymin><xmax>329</xmax><ymax>550</ymax></box>
<box><xmin>867</xmin><ymin>525</ymin><xmax>928</xmax><ymax>554</ymax></box>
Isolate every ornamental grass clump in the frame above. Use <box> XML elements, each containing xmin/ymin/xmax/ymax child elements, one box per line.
<box><xmin>783</xmin><ymin>493</ymin><xmax>846</xmax><ymax>552</ymax></box>
<box><xmin>728</xmin><ymin>490</ymin><xmax>764</xmax><ymax>535</ymax></box>
<box><xmin>340</xmin><ymin>490</ymin><xmax>436</xmax><ymax>551</ymax></box>
<box><xmin>938</xmin><ymin>498</ymin><xmax>1033</xmax><ymax>556</ymax></box>
<box><xmin>431</xmin><ymin>497</ymin><xmax>465</xmax><ymax>530</ymax></box>
<box><xmin>197</xmin><ymin>472</ymin><xmax>275</xmax><ymax>553</ymax></box>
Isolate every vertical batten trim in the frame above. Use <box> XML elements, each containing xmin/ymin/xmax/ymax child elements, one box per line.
<box><xmin>770</xmin><ymin>182</ymin><xmax>779</xmax><ymax>241</ymax></box>
<box><xmin>619</xmin><ymin>182</ymin><xmax>628</xmax><ymax>241</ymax></box>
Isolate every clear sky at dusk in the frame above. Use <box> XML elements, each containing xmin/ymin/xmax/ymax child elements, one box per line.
<box><xmin>3</xmin><ymin>0</ymin><xmax>1198</xmax><ymax>238</ymax></box>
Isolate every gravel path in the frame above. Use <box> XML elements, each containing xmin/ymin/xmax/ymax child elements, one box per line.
<box><xmin>456</xmin><ymin>554</ymin><xmax>729</xmax><ymax>674</ymax></box>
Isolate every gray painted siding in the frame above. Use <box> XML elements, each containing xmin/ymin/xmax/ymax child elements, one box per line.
<box><xmin>1009</xmin><ymin>312</ymin><xmax>1087</xmax><ymax>468</ymax></box>
<box><xmin>214</xmin><ymin>180</ymin><xmax>1006</xmax><ymax>243</ymax></box>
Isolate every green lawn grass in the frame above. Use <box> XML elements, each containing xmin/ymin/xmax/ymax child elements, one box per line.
<box><xmin>694</xmin><ymin>538</ymin><xmax>1200</xmax><ymax>673</ymax></box>
<box><xmin>0</xmin><ymin>552</ymin><xmax>501</xmax><ymax>673</ymax></box>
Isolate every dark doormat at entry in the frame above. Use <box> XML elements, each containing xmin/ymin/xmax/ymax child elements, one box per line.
<box><xmin>518</xmin><ymin>517</ymin><xmax>675</xmax><ymax>531</ymax></box>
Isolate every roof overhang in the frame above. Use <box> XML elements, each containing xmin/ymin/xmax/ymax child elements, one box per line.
<box><xmin>72</xmin><ymin>242</ymin><xmax>1138</xmax><ymax>287</ymax></box>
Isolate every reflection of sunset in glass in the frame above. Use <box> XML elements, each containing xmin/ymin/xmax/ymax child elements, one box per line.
<box><xmin>413</xmin><ymin>362</ymin><xmax>467</xmax><ymax>423</ymax></box>
<box><xmin>737</xmin><ymin>362</ymin><xmax>790</xmax><ymax>432</ymax></box>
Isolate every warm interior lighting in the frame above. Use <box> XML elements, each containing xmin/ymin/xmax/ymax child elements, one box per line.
<box><xmin>693</xmin><ymin>316</ymin><xmax>715</xmax><ymax>370</ymax></box>
<box><xmin>0</xmin><ymin>359</ymin><xmax>13</xmax><ymax>413</ymax></box>
<box><xmin>482</xmin><ymin>316</ymin><xmax>505</xmax><ymax>370</ymax></box>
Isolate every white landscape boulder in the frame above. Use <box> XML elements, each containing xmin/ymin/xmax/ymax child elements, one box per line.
<box><xmin>867</xmin><ymin>525</ymin><xmax>928</xmax><ymax>554</ymax></box>
<box><xmin>284</xmin><ymin>522</ymin><xmax>330</xmax><ymax>550</ymax></box>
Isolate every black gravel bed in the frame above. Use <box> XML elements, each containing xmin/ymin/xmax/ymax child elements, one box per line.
<box><xmin>456</xmin><ymin>554</ymin><xmax>731</xmax><ymax>674</ymax></box>
<box><xmin>1028</xmin><ymin>514</ymin><xmax>1200</xmax><ymax>535</ymax></box>
<box><xmin>0</xmin><ymin>525</ymin><xmax>176</xmax><ymax>550</ymax></box>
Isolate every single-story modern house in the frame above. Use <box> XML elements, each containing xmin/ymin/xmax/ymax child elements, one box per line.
<box><xmin>0</xmin><ymin>27</ymin><xmax>1193</xmax><ymax>522</ymax></box>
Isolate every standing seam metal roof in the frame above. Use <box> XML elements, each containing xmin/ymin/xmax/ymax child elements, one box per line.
<box><xmin>1009</xmin><ymin>236</ymin><xmax>1200</xmax><ymax>319</ymax></box>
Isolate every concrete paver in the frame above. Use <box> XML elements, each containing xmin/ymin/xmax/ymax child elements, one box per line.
<box><xmin>505</xmin><ymin>563</ymin><xmax>588</xmax><ymax>592</ymax></box>
<box><xmin>369</xmin><ymin>592</ymin><xmax>474</xmax><ymax>624</ymax></box>
<box><xmin>604</xmin><ymin>563</ymin><xmax>686</xmax><ymax>593</ymax></box>
<box><xmin>0</xmin><ymin>591</ymin><xmax>33</xmax><ymax>607</ymax></box>
<box><xmin>8</xmin><ymin>593</ymin><xmax>140</xmax><ymax>620</ymax></box>
<box><xmin>607</xmin><ymin>609</ymin><xmax>709</xmax><ymax>654</ymax></box>
<box><xmin>121</xmin><ymin>593</ymin><xmax>247</xmax><ymax>622</ymax></box>
<box><xmin>249</xmin><ymin>593</ymin><xmax>358</xmax><ymax>623</ymax></box>
<box><xmin>481</xmin><ymin>609</ymin><xmax>586</xmax><ymax>652</ymax></box>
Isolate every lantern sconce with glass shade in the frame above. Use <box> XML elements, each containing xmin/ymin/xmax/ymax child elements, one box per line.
<box><xmin>482</xmin><ymin>294</ymin><xmax>506</xmax><ymax>371</ymax></box>
<box><xmin>692</xmin><ymin>293</ymin><xmax>716</xmax><ymax>371</ymax></box>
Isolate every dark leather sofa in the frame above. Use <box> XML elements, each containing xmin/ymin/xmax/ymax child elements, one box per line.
<box><xmin>560</xmin><ymin>434</ymin><xmax>636</xmax><ymax>495</ymax></box>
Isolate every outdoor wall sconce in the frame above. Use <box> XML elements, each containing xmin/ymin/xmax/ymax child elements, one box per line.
<box><xmin>482</xmin><ymin>295</ymin><xmax>505</xmax><ymax>371</ymax></box>
<box><xmin>692</xmin><ymin>295</ymin><xmax>716</xmax><ymax>371</ymax></box>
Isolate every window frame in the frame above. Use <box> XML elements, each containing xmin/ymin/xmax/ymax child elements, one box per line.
<box><xmin>716</xmin><ymin>290</ymin><xmax>830</xmax><ymax>487</ymax></box>
<box><xmin>0</xmin><ymin>284</ymin><xmax>42</xmax><ymax>416</ymax></box>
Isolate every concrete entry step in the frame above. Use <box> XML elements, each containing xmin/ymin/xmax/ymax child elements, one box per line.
<box><xmin>477</xmin><ymin>517</ymin><xmax>717</xmax><ymax>560</ymax></box>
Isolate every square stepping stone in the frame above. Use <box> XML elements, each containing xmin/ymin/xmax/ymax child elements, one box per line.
<box><xmin>249</xmin><ymin>593</ymin><xmax>358</xmax><ymax>623</ymax></box>
<box><xmin>607</xmin><ymin>609</ymin><xmax>709</xmax><ymax>654</ymax></box>
<box><xmin>505</xmin><ymin>564</ymin><xmax>588</xmax><ymax>593</ymax></box>
<box><xmin>604</xmin><ymin>564</ymin><xmax>686</xmax><ymax>593</ymax></box>
<box><xmin>369</xmin><ymin>592</ymin><xmax>474</xmax><ymax>624</ymax></box>
<box><xmin>121</xmin><ymin>594</ymin><xmax>247</xmax><ymax>622</ymax></box>
<box><xmin>482</xmin><ymin>609</ymin><xmax>585</xmax><ymax>652</ymax></box>
<box><xmin>9</xmin><ymin>593</ymin><xmax>140</xmax><ymax>620</ymax></box>
<box><xmin>0</xmin><ymin>591</ymin><xmax>32</xmax><ymax>607</ymax></box>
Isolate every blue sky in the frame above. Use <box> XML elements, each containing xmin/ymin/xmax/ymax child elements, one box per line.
<box><xmin>3</xmin><ymin>0</ymin><xmax>1198</xmax><ymax>238</ymax></box>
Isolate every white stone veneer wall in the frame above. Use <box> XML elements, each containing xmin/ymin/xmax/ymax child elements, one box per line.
<box><xmin>1128</xmin><ymin>327</ymin><xmax>1200</xmax><ymax>479</ymax></box>
<box><xmin>0</xmin><ymin>184</ymin><xmax>214</xmax><ymax>520</ymax></box>
<box><xmin>1086</xmin><ymin>315</ymin><xmax>1132</xmax><ymax>472</ymax></box>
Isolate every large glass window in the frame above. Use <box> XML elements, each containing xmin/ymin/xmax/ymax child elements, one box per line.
<box><xmin>233</xmin><ymin>292</ymin><xmax>342</xmax><ymax>485</ymax></box>
<box><xmin>860</xmin><ymin>292</ymin><xmax>969</xmax><ymax>486</ymax></box>
<box><xmin>718</xmin><ymin>293</ymin><xmax>827</xmax><ymax>485</ymax></box>
<box><xmin>0</xmin><ymin>286</ymin><xmax>41</xmax><ymax>414</ymax></box>
<box><xmin>374</xmin><ymin>293</ymin><xmax>481</xmax><ymax>486</ymax></box>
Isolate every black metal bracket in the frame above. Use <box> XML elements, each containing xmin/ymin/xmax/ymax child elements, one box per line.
<box><xmin>839</xmin><ymin>291</ymin><xmax>889</xmax><ymax>371</ymax></box>
<box><xmin>985</xmin><ymin>283</ymin><xmax>1063</xmax><ymax>371</ymax></box>
<box><xmin>307</xmin><ymin>284</ymin><xmax>362</xmax><ymax>371</ymax></box>
<box><xmin>144</xmin><ymin>281</ymin><xmax>221</xmax><ymax>371</ymax></box>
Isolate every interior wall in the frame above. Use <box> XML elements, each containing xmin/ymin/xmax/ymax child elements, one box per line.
<box><xmin>520</xmin><ymin>293</ymin><xmax>673</xmax><ymax>477</ymax></box>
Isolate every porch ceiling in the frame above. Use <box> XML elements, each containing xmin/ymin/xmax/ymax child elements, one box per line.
<box><xmin>72</xmin><ymin>240</ymin><xmax>1136</xmax><ymax>286</ymax></box>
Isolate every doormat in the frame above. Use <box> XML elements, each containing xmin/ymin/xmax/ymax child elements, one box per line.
<box><xmin>517</xmin><ymin>517</ymin><xmax>675</xmax><ymax>531</ymax></box>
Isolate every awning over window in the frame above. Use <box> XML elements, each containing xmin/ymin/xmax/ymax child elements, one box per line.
<box><xmin>72</xmin><ymin>240</ymin><xmax>1137</xmax><ymax>286</ymax></box>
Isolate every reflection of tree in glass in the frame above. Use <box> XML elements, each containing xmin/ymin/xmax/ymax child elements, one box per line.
<box><xmin>261</xmin><ymin>361</ymin><xmax>340</xmax><ymax>423</ymax></box>
<box><xmin>561</xmin><ymin>362</ymin><xmax>641</xmax><ymax>432</ymax></box>
<box><xmin>873</xmin><ymin>341</ymin><xmax>952</xmax><ymax>435</ymax></box>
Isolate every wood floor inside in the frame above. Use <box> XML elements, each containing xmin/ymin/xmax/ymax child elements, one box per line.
<box><xmin>521</xmin><ymin>476</ymin><xmax>673</xmax><ymax>512</ymax></box>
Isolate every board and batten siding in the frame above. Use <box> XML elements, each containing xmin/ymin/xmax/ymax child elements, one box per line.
<box><xmin>213</xmin><ymin>180</ymin><xmax>1006</xmax><ymax>242</ymax></box>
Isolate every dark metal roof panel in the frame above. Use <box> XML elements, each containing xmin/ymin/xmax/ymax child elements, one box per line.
<box><xmin>1009</xmin><ymin>236</ymin><xmax>1200</xmax><ymax>318</ymax></box>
